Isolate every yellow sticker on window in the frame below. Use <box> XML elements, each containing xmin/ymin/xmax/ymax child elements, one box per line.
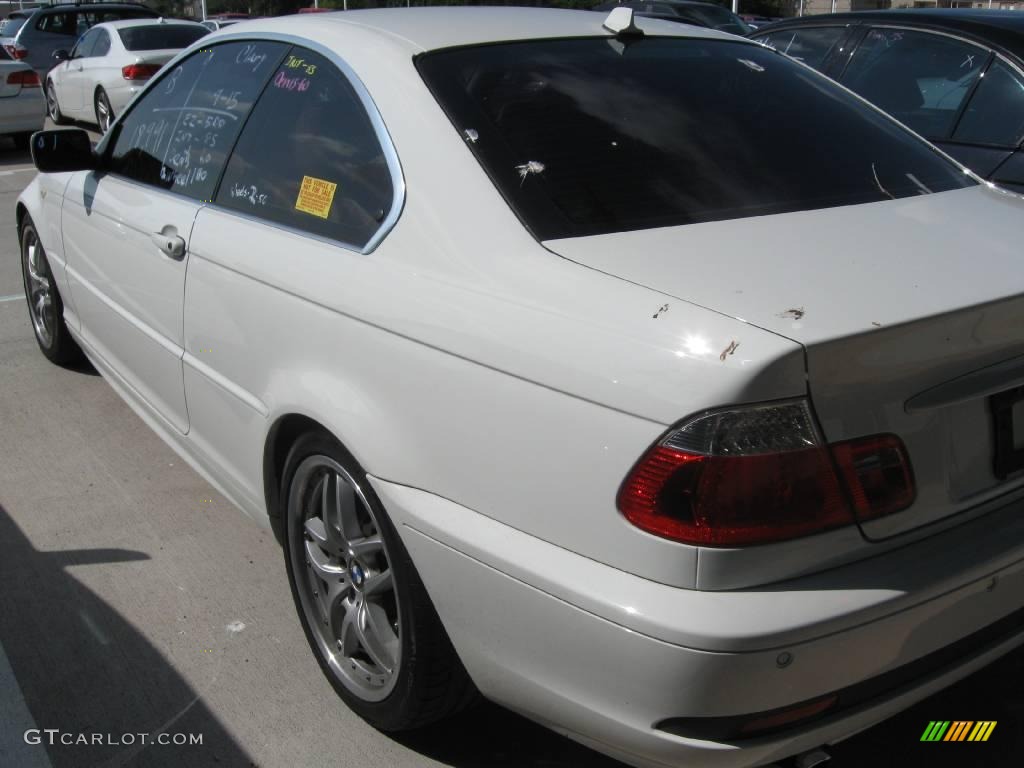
<box><xmin>295</xmin><ymin>175</ymin><xmax>337</xmax><ymax>219</ymax></box>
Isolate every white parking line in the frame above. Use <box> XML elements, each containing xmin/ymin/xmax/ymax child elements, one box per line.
<box><xmin>0</xmin><ymin>639</ymin><xmax>54</xmax><ymax>768</ymax></box>
<box><xmin>0</xmin><ymin>294</ymin><xmax>25</xmax><ymax>304</ymax></box>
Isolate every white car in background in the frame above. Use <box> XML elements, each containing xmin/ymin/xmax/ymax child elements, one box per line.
<box><xmin>45</xmin><ymin>18</ymin><xmax>207</xmax><ymax>133</ymax></box>
<box><xmin>0</xmin><ymin>44</ymin><xmax>43</xmax><ymax>149</ymax></box>
<box><xmin>16</xmin><ymin>8</ymin><xmax>1024</xmax><ymax>768</ymax></box>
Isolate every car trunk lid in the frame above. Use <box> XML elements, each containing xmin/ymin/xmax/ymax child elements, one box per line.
<box><xmin>545</xmin><ymin>185</ymin><xmax>1024</xmax><ymax>540</ymax></box>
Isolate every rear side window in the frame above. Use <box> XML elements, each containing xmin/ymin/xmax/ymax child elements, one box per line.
<box><xmin>841</xmin><ymin>28</ymin><xmax>988</xmax><ymax>139</ymax></box>
<box><xmin>118</xmin><ymin>25</ymin><xmax>207</xmax><ymax>52</ymax></box>
<box><xmin>418</xmin><ymin>37</ymin><xmax>974</xmax><ymax>240</ymax></box>
<box><xmin>756</xmin><ymin>26</ymin><xmax>846</xmax><ymax>69</ymax></box>
<box><xmin>108</xmin><ymin>41</ymin><xmax>289</xmax><ymax>201</ymax></box>
<box><xmin>954</xmin><ymin>59</ymin><xmax>1024</xmax><ymax>147</ymax></box>
<box><xmin>214</xmin><ymin>47</ymin><xmax>394</xmax><ymax>250</ymax></box>
<box><xmin>36</xmin><ymin>12</ymin><xmax>78</xmax><ymax>36</ymax></box>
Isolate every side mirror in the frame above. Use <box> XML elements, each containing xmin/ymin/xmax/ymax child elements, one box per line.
<box><xmin>30</xmin><ymin>129</ymin><xmax>97</xmax><ymax>173</ymax></box>
<box><xmin>52</xmin><ymin>49</ymin><xmax>69</xmax><ymax>62</ymax></box>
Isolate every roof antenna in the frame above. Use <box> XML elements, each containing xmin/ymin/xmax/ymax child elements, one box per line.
<box><xmin>603</xmin><ymin>7</ymin><xmax>644</xmax><ymax>38</ymax></box>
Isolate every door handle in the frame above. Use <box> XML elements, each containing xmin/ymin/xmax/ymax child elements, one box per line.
<box><xmin>151</xmin><ymin>228</ymin><xmax>186</xmax><ymax>260</ymax></box>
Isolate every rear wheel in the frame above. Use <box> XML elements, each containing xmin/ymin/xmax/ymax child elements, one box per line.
<box><xmin>46</xmin><ymin>80</ymin><xmax>68</xmax><ymax>125</ymax></box>
<box><xmin>20</xmin><ymin>217</ymin><xmax>82</xmax><ymax>366</ymax></box>
<box><xmin>94</xmin><ymin>88</ymin><xmax>113</xmax><ymax>134</ymax></box>
<box><xmin>282</xmin><ymin>432</ymin><xmax>475</xmax><ymax>731</ymax></box>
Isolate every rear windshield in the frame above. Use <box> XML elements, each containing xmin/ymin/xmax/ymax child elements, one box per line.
<box><xmin>0</xmin><ymin>15</ymin><xmax>27</xmax><ymax>37</ymax></box>
<box><xmin>118</xmin><ymin>25</ymin><xmax>206</xmax><ymax>51</ymax></box>
<box><xmin>417</xmin><ymin>37</ymin><xmax>975</xmax><ymax>240</ymax></box>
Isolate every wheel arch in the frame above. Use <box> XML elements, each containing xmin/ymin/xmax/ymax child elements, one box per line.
<box><xmin>262</xmin><ymin>412</ymin><xmax>365</xmax><ymax>547</ymax></box>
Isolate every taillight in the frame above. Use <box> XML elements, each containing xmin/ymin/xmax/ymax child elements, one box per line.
<box><xmin>617</xmin><ymin>400</ymin><xmax>914</xmax><ymax>546</ymax></box>
<box><xmin>4</xmin><ymin>44</ymin><xmax>28</xmax><ymax>60</ymax></box>
<box><xmin>6</xmin><ymin>70</ymin><xmax>40</xmax><ymax>87</ymax></box>
<box><xmin>122</xmin><ymin>64</ymin><xmax>161</xmax><ymax>81</ymax></box>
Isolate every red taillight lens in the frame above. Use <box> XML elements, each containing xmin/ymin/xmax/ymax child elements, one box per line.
<box><xmin>618</xmin><ymin>400</ymin><xmax>914</xmax><ymax>546</ymax></box>
<box><xmin>122</xmin><ymin>64</ymin><xmax>161</xmax><ymax>81</ymax></box>
<box><xmin>832</xmin><ymin>434</ymin><xmax>915</xmax><ymax>520</ymax></box>
<box><xmin>6</xmin><ymin>70</ymin><xmax>40</xmax><ymax>87</ymax></box>
<box><xmin>4</xmin><ymin>44</ymin><xmax>28</xmax><ymax>60</ymax></box>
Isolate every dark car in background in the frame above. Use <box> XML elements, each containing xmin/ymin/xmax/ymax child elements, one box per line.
<box><xmin>594</xmin><ymin>0</ymin><xmax>751</xmax><ymax>35</ymax></box>
<box><xmin>750</xmin><ymin>9</ymin><xmax>1024</xmax><ymax>192</ymax></box>
<box><xmin>1</xmin><ymin>2</ymin><xmax>158</xmax><ymax>78</ymax></box>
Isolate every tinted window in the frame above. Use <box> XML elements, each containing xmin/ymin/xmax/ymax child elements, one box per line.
<box><xmin>93</xmin><ymin>28</ymin><xmax>111</xmax><ymax>57</ymax></box>
<box><xmin>842</xmin><ymin>28</ymin><xmax>987</xmax><ymax>139</ymax></box>
<box><xmin>118</xmin><ymin>25</ymin><xmax>207</xmax><ymax>52</ymax></box>
<box><xmin>72</xmin><ymin>27</ymin><xmax>99</xmax><ymax>58</ymax></box>
<box><xmin>215</xmin><ymin>48</ymin><xmax>394</xmax><ymax>249</ymax></box>
<box><xmin>757</xmin><ymin>27</ymin><xmax>845</xmax><ymax>70</ymax></box>
<box><xmin>954</xmin><ymin>59</ymin><xmax>1024</xmax><ymax>147</ymax></box>
<box><xmin>36</xmin><ymin>12</ymin><xmax>78</xmax><ymax>36</ymax></box>
<box><xmin>72</xmin><ymin>27</ymin><xmax>100</xmax><ymax>59</ymax></box>
<box><xmin>418</xmin><ymin>37</ymin><xmax>974</xmax><ymax>240</ymax></box>
<box><xmin>108</xmin><ymin>41</ymin><xmax>288</xmax><ymax>201</ymax></box>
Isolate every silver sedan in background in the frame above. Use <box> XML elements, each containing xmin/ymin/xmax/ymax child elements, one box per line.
<box><xmin>0</xmin><ymin>44</ymin><xmax>43</xmax><ymax>149</ymax></box>
<box><xmin>45</xmin><ymin>18</ymin><xmax>207</xmax><ymax>133</ymax></box>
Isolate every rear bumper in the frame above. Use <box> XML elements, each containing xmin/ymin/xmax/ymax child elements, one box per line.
<box><xmin>370</xmin><ymin>476</ymin><xmax>1024</xmax><ymax>767</ymax></box>
<box><xmin>0</xmin><ymin>90</ymin><xmax>43</xmax><ymax>135</ymax></box>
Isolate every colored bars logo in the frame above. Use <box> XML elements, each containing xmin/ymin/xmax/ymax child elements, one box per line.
<box><xmin>921</xmin><ymin>721</ymin><xmax>996</xmax><ymax>742</ymax></box>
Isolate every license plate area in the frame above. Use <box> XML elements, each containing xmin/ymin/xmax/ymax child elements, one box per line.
<box><xmin>991</xmin><ymin>385</ymin><xmax>1024</xmax><ymax>480</ymax></box>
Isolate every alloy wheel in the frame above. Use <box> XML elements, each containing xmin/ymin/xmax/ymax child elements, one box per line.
<box><xmin>96</xmin><ymin>93</ymin><xmax>112</xmax><ymax>133</ymax></box>
<box><xmin>288</xmin><ymin>455</ymin><xmax>401</xmax><ymax>702</ymax></box>
<box><xmin>46</xmin><ymin>82</ymin><xmax>59</xmax><ymax>122</ymax></box>
<box><xmin>22</xmin><ymin>228</ymin><xmax>55</xmax><ymax>348</ymax></box>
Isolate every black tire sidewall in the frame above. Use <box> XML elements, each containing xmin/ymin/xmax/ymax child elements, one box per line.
<box><xmin>20</xmin><ymin>218</ymin><xmax>80</xmax><ymax>365</ymax></box>
<box><xmin>281</xmin><ymin>432</ymin><xmax>423</xmax><ymax>731</ymax></box>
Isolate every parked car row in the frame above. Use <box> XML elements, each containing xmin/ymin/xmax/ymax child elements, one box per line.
<box><xmin>16</xmin><ymin>6</ymin><xmax>1024</xmax><ymax>768</ymax></box>
<box><xmin>0</xmin><ymin>3</ymin><xmax>240</xmax><ymax>143</ymax></box>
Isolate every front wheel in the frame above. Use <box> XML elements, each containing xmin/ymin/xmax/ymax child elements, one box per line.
<box><xmin>46</xmin><ymin>80</ymin><xmax>68</xmax><ymax>125</ymax></box>
<box><xmin>20</xmin><ymin>217</ymin><xmax>82</xmax><ymax>365</ymax></box>
<box><xmin>94</xmin><ymin>88</ymin><xmax>113</xmax><ymax>134</ymax></box>
<box><xmin>282</xmin><ymin>432</ymin><xmax>475</xmax><ymax>731</ymax></box>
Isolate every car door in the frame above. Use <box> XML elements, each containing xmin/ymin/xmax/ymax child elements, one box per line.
<box><xmin>61</xmin><ymin>40</ymin><xmax>288</xmax><ymax>434</ymax></box>
<box><xmin>57</xmin><ymin>26</ymin><xmax>99</xmax><ymax>115</ymax></box>
<box><xmin>183</xmin><ymin>44</ymin><xmax>398</xmax><ymax>501</ymax></box>
<box><xmin>80</xmin><ymin>27</ymin><xmax>112</xmax><ymax>118</ymax></box>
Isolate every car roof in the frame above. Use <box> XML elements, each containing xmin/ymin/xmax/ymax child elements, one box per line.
<box><xmin>217</xmin><ymin>6</ymin><xmax>741</xmax><ymax>54</ymax></box>
<box><xmin>758</xmin><ymin>9</ymin><xmax>1024</xmax><ymax>62</ymax></box>
<box><xmin>31</xmin><ymin>2</ymin><xmax>158</xmax><ymax>14</ymax></box>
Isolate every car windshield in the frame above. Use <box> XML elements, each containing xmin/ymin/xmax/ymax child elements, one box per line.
<box><xmin>417</xmin><ymin>37</ymin><xmax>975</xmax><ymax>240</ymax></box>
<box><xmin>673</xmin><ymin>6</ymin><xmax>750</xmax><ymax>35</ymax></box>
<box><xmin>0</xmin><ymin>15</ymin><xmax>27</xmax><ymax>37</ymax></box>
<box><xmin>118</xmin><ymin>24</ymin><xmax>206</xmax><ymax>51</ymax></box>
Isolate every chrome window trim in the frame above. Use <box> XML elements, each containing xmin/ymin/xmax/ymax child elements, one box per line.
<box><xmin>97</xmin><ymin>32</ymin><xmax>406</xmax><ymax>256</ymax></box>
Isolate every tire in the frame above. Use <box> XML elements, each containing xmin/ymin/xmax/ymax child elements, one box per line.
<box><xmin>20</xmin><ymin>217</ymin><xmax>83</xmax><ymax>366</ymax></box>
<box><xmin>94</xmin><ymin>88</ymin><xmax>113</xmax><ymax>134</ymax></box>
<box><xmin>282</xmin><ymin>432</ymin><xmax>475</xmax><ymax>731</ymax></box>
<box><xmin>46</xmin><ymin>80</ymin><xmax>68</xmax><ymax>125</ymax></box>
<box><xmin>12</xmin><ymin>132</ymin><xmax>31</xmax><ymax>151</ymax></box>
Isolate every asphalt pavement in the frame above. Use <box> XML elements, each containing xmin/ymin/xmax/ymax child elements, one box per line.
<box><xmin>0</xmin><ymin>124</ymin><xmax>1021</xmax><ymax>768</ymax></box>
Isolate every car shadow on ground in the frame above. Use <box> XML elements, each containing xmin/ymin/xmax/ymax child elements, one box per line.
<box><xmin>0</xmin><ymin>137</ymin><xmax>32</xmax><ymax>166</ymax></box>
<box><xmin>0</xmin><ymin>503</ymin><xmax>255</xmax><ymax>768</ymax></box>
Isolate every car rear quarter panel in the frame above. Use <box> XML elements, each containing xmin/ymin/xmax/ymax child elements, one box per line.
<box><xmin>180</xmin><ymin>21</ymin><xmax>811</xmax><ymax>588</ymax></box>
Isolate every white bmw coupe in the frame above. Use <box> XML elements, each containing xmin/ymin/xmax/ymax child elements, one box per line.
<box><xmin>18</xmin><ymin>7</ymin><xmax>1024</xmax><ymax>767</ymax></box>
